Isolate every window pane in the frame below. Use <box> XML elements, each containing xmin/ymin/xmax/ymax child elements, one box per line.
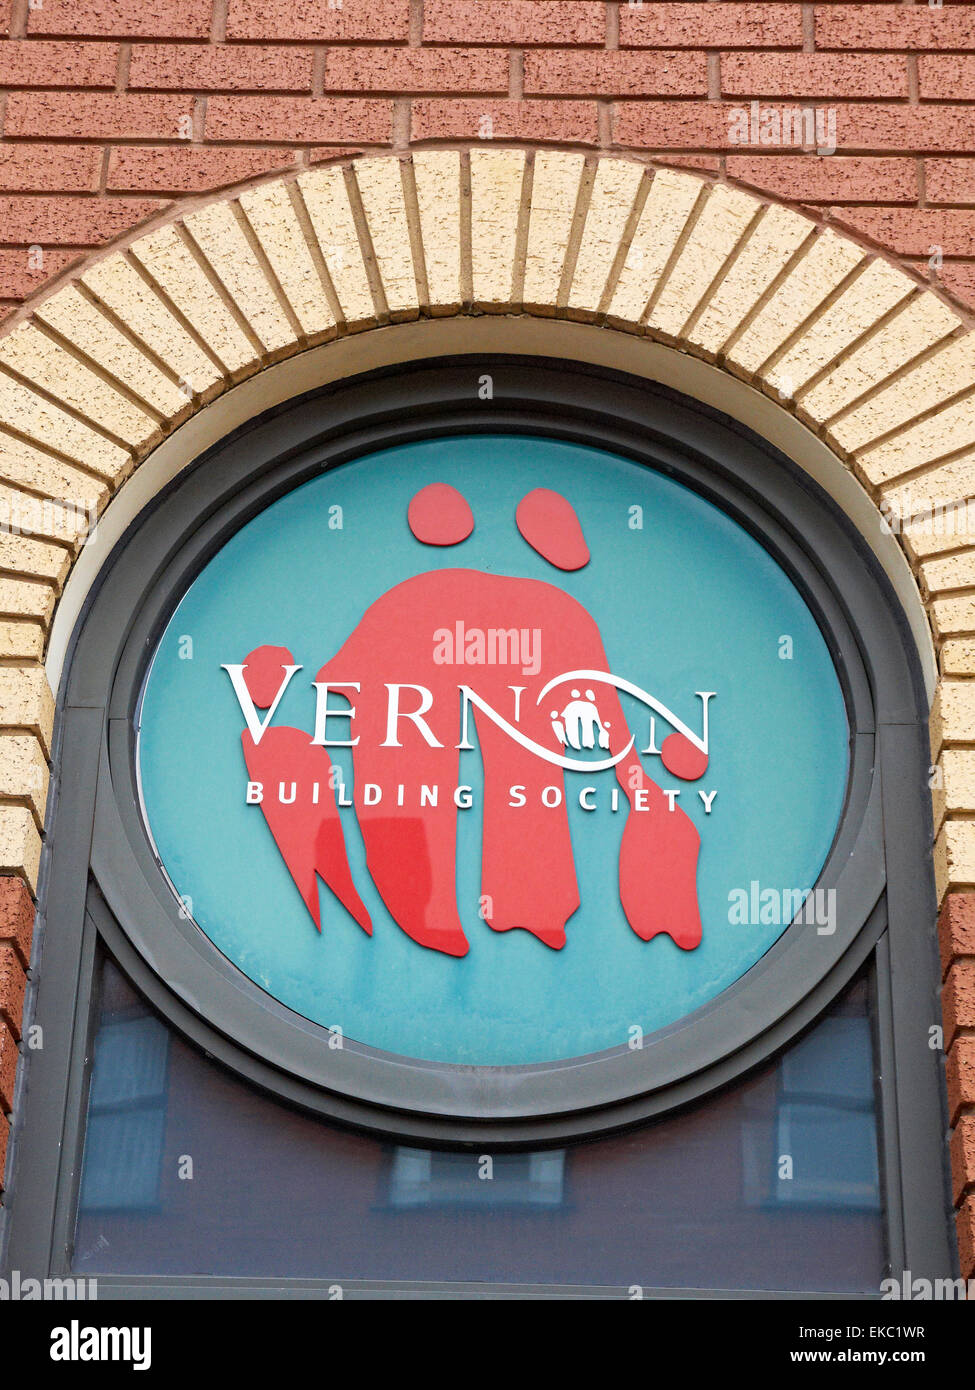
<box><xmin>773</xmin><ymin>1105</ymin><xmax>880</xmax><ymax>1210</ymax></box>
<box><xmin>386</xmin><ymin>1149</ymin><xmax>566</xmax><ymax>1211</ymax></box>
<box><xmin>79</xmin><ymin>1111</ymin><xmax>167</xmax><ymax>1213</ymax></box>
<box><xmin>73</xmin><ymin>958</ymin><xmax>884</xmax><ymax>1291</ymax></box>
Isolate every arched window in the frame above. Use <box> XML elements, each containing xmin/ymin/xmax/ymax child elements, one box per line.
<box><xmin>4</xmin><ymin>359</ymin><xmax>954</xmax><ymax>1297</ymax></box>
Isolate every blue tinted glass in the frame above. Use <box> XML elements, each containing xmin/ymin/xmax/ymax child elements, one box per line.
<box><xmin>137</xmin><ymin>436</ymin><xmax>849</xmax><ymax>1065</ymax></box>
<box><xmin>78</xmin><ymin>1014</ymin><xmax>169</xmax><ymax>1213</ymax></box>
<box><xmin>73</xmin><ymin>959</ymin><xmax>883</xmax><ymax>1292</ymax></box>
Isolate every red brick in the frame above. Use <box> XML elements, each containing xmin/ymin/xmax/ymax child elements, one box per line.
<box><xmin>0</xmin><ymin>196</ymin><xmax>167</xmax><ymax>244</ymax></box>
<box><xmin>0</xmin><ymin>1021</ymin><xmax>17</xmax><ymax>1114</ymax></box>
<box><xmin>621</xmin><ymin>3</ymin><xmax>803</xmax><ymax>50</ymax></box>
<box><xmin>816</xmin><ymin>5</ymin><xmax>975</xmax><ymax>52</ymax></box>
<box><xmin>424</xmin><ymin>0</ymin><xmax>604</xmax><ymax>47</ymax></box>
<box><xmin>129</xmin><ymin>44</ymin><xmax>313</xmax><ymax>92</ymax></box>
<box><xmin>525</xmin><ymin>50</ymin><xmax>708</xmax><ymax>98</ymax></box>
<box><xmin>620</xmin><ymin>100</ymin><xmax>924</xmax><ymax>152</ymax></box>
<box><xmin>940</xmin><ymin>263</ymin><xmax>975</xmax><ymax>309</ymax></box>
<box><xmin>0</xmin><ymin>144</ymin><xmax>100</xmax><ymax>192</ymax></box>
<box><xmin>831</xmin><ymin>207</ymin><xmax>975</xmax><ymax>258</ymax></box>
<box><xmin>108</xmin><ymin>145</ymin><xmax>298</xmax><ymax>194</ymax></box>
<box><xmin>947</xmin><ymin>1035</ymin><xmax>975</xmax><ymax>1126</ymax></box>
<box><xmin>227</xmin><ymin>0</ymin><xmax>409</xmax><ymax>42</ymax></box>
<box><xmin>945</xmin><ymin>959</ymin><xmax>975</xmax><ymax>1050</ymax></box>
<box><xmin>411</xmin><ymin>98</ymin><xmax>599</xmax><ymax>145</ymax></box>
<box><xmin>0</xmin><ymin>248</ymin><xmax>79</xmax><ymax>298</ymax></box>
<box><xmin>959</xmin><ymin>1194</ymin><xmax>975</xmax><ymax>1279</ymax></box>
<box><xmin>722</xmin><ymin>53</ymin><xmax>908</xmax><ymax>99</ymax></box>
<box><xmin>5</xmin><ymin>92</ymin><xmax>193</xmax><ymax>139</ymax></box>
<box><xmin>921</xmin><ymin>56</ymin><xmax>975</xmax><ymax>103</ymax></box>
<box><xmin>951</xmin><ymin>1113</ymin><xmax>975</xmax><ymax>1205</ymax></box>
<box><xmin>831</xmin><ymin>105</ymin><xmax>975</xmax><ymax>152</ymax></box>
<box><xmin>616</xmin><ymin>100</ymin><xmax>729</xmax><ymax>148</ymax></box>
<box><xmin>205</xmin><ymin>95</ymin><xmax>389</xmax><ymax>143</ymax></box>
<box><xmin>927</xmin><ymin>159</ymin><xmax>975</xmax><ymax>204</ymax></box>
<box><xmin>0</xmin><ymin>945</ymin><xmax>24</xmax><ymax>1040</ymax></box>
<box><xmin>0</xmin><ymin>40</ymin><xmax>118</xmax><ymax>87</ymax></box>
<box><xmin>29</xmin><ymin>0</ymin><xmax>212</xmax><ymax>39</ymax></box>
<box><xmin>323</xmin><ymin>47</ymin><xmax>508</xmax><ymax>94</ymax></box>
<box><xmin>0</xmin><ymin>877</ymin><xmax>32</xmax><ymax>970</ymax></box>
<box><xmin>726</xmin><ymin>155</ymin><xmax>916</xmax><ymax>203</ymax></box>
<box><xmin>940</xmin><ymin>895</ymin><xmax>975</xmax><ymax>978</ymax></box>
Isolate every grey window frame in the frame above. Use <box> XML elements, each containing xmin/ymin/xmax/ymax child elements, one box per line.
<box><xmin>0</xmin><ymin>357</ymin><xmax>956</xmax><ymax>1297</ymax></box>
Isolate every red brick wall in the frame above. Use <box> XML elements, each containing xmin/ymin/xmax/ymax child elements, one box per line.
<box><xmin>0</xmin><ymin>878</ymin><xmax>31</xmax><ymax>1185</ymax></box>
<box><xmin>0</xmin><ymin>0</ymin><xmax>972</xmax><ymax>316</ymax></box>
<box><xmin>942</xmin><ymin>894</ymin><xmax>975</xmax><ymax>1277</ymax></box>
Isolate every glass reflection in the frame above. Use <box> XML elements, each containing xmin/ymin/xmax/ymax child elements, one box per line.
<box><xmin>73</xmin><ymin>958</ymin><xmax>884</xmax><ymax>1291</ymax></box>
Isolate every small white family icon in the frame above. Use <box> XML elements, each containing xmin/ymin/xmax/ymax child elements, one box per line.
<box><xmin>550</xmin><ymin>688</ymin><xmax>610</xmax><ymax>752</ymax></box>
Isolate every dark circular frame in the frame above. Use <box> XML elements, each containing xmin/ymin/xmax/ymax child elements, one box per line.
<box><xmin>72</xmin><ymin>355</ymin><xmax>922</xmax><ymax>1147</ymax></box>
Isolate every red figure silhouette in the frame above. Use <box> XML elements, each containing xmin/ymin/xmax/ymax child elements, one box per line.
<box><xmin>236</xmin><ymin>488</ymin><xmax>705</xmax><ymax>959</ymax></box>
<box><xmin>516</xmin><ymin>488</ymin><xmax>590</xmax><ymax>570</ymax></box>
<box><xmin>408</xmin><ymin>482</ymin><xmax>474</xmax><ymax>546</ymax></box>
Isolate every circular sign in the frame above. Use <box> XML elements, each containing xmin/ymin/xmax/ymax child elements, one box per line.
<box><xmin>137</xmin><ymin>433</ymin><xmax>848</xmax><ymax>1067</ymax></box>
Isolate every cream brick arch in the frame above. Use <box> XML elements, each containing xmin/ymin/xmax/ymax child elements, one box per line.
<box><xmin>0</xmin><ymin>148</ymin><xmax>973</xmax><ymax>904</ymax></box>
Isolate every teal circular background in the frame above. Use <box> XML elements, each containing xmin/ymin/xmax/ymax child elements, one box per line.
<box><xmin>137</xmin><ymin>435</ymin><xmax>849</xmax><ymax>1065</ymax></box>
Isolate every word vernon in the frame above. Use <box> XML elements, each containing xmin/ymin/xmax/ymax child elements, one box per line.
<box><xmin>221</xmin><ymin>664</ymin><xmax>715</xmax><ymax>778</ymax></box>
